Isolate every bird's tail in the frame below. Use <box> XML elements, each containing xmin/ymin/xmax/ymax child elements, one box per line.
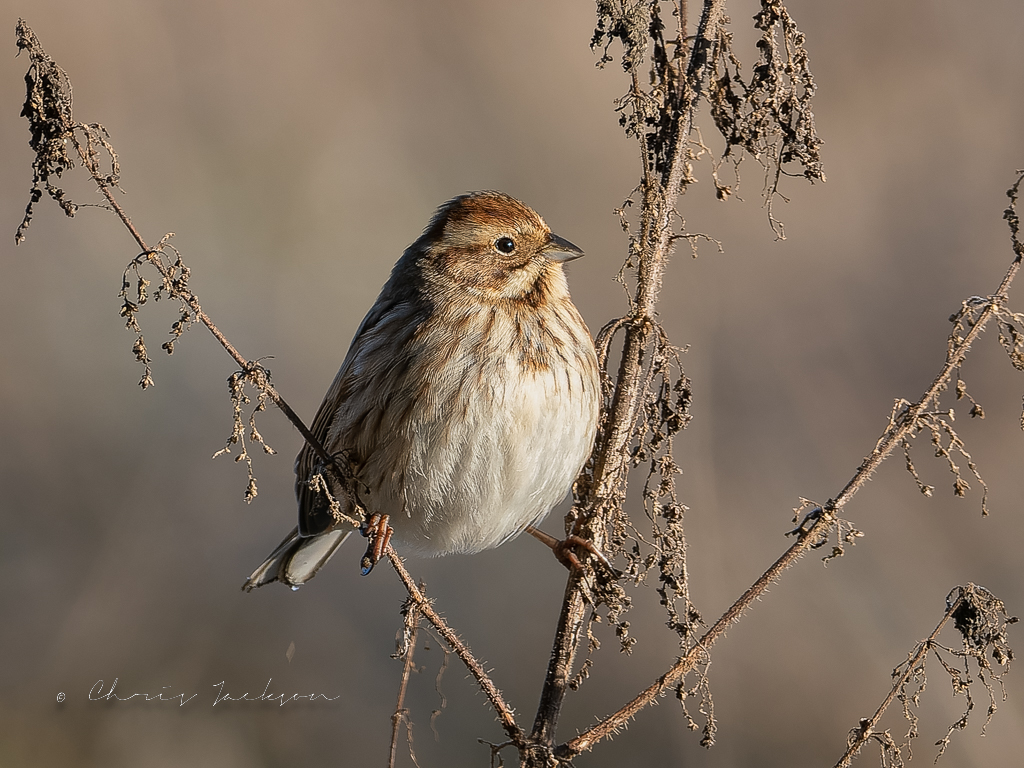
<box><xmin>243</xmin><ymin>527</ymin><xmax>353</xmax><ymax>591</ymax></box>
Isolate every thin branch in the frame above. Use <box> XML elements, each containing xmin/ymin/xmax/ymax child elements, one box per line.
<box><xmin>386</xmin><ymin>549</ymin><xmax>523</xmax><ymax>743</ymax></box>
<box><xmin>390</xmin><ymin>602</ymin><xmax>421</xmax><ymax>768</ymax></box>
<box><xmin>835</xmin><ymin>583</ymin><xmax>1016</xmax><ymax>767</ymax></box>
<box><xmin>832</xmin><ymin>597</ymin><xmax>960</xmax><ymax>768</ymax></box>
<box><xmin>67</xmin><ymin>133</ymin><xmax>340</xmax><ymax>474</ymax></box>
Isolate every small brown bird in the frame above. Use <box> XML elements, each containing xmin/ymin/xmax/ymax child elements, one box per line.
<box><xmin>244</xmin><ymin>191</ymin><xmax>600</xmax><ymax>590</ymax></box>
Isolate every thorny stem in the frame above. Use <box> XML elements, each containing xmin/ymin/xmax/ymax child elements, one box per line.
<box><xmin>67</xmin><ymin>132</ymin><xmax>338</xmax><ymax>473</ymax></box>
<box><xmin>529</xmin><ymin>0</ymin><xmax>727</xmax><ymax>757</ymax></box>
<box><xmin>386</xmin><ymin>550</ymin><xmax>523</xmax><ymax>742</ymax></box>
<box><xmin>14</xmin><ymin>20</ymin><xmax>522</xmax><ymax>747</ymax></box>
<box><xmin>831</xmin><ymin>598</ymin><xmax>961</xmax><ymax>768</ymax></box>
<box><xmin>556</xmin><ymin>180</ymin><xmax>1024</xmax><ymax>761</ymax></box>
<box><xmin>67</xmin><ymin>125</ymin><xmax>529</xmax><ymax>746</ymax></box>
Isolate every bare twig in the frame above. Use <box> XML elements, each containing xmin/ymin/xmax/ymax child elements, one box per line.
<box><xmin>385</xmin><ymin>550</ymin><xmax>523</xmax><ymax>743</ymax></box>
<box><xmin>527</xmin><ymin>2</ymin><xmax>832</xmax><ymax>762</ymax></box>
<box><xmin>835</xmin><ymin>595</ymin><xmax>958</xmax><ymax>768</ymax></box>
<box><xmin>390</xmin><ymin>601</ymin><xmax>421</xmax><ymax>768</ymax></box>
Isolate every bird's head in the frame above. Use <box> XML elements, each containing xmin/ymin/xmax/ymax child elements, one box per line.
<box><xmin>413</xmin><ymin>191</ymin><xmax>584</xmax><ymax>304</ymax></box>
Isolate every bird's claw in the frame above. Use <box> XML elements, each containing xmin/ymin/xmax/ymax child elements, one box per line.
<box><xmin>527</xmin><ymin>525</ymin><xmax>619</xmax><ymax>577</ymax></box>
<box><xmin>360</xmin><ymin>513</ymin><xmax>392</xmax><ymax>575</ymax></box>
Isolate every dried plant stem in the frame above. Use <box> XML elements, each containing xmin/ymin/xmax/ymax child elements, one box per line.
<box><xmin>67</xmin><ymin>133</ymin><xmax>339</xmax><ymax>473</ymax></box>
<box><xmin>386</xmin><ymin>550</ymin><xmax>522</xmax><ymax>742</ymax></box>
<box><xmin>830</xmin><ymin>263</ymin><xmax>1021</xmax><ymax>518</ymax></box>
<box><xmin>556</xmin><ymin>185</ymin><xmax>1024</xmax><ymax>760</ymax></box>
<box><xmin>70</xmin><ymin>138</ymin><xmax>524</xmax><ymax>742</ymax></box>
<box><xmin>832</xmin><ymin>599</ymin><xmax>960</xmax><ymax>768</ymax></box>
<box><xmin>528</xmin><ymin>581</ymin><xmax>588</xmax><ymax>747</ymax></box>
<box><xmin>592</xmin><ymin>0</ymin><xmax>726</xmax><ymax>503</ymax></box>
<box><xmin>15</xmin><ymin>20</ymin><xmax>518</xmax><ymax>747</ymax></box>
<box><xmin>560</xmin><ymin>530</ymin><xmax>820</xmax><ymax>757</ymax></box>
<box><xmin>529</xmin><ymin>0</ymin><xmax>727</xmax><ymax>759</ymax></box>
<box><xmin>390</xmin><ymin>605</ymin><xmax>420</xmax><ymax>768</ymax></box>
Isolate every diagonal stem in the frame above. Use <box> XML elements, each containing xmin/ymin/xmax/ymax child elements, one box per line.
<box><xmin>557</xmin><ymin>230</ymin><xmax>1023</xmax><ymax>760</ymax></box>
<box><xmin>69</xmin><ymin>130</ymin><xmax>339</xmax><ymax>475</ymax></box>
<box><xmin>8</xmin><ymin>20</ymin><xmax>527</xmax><ymax>741</ymax></box>
<box><xmin>70</xmin><ymin>134</ymin><xmax>524</xmax><ymax>741</ymax></box>
<box><xmin>386</xmin><ymin>548</ymin><xmax>522</xmax><ymax>742</ymax></box>
<box><xmin>832</xmin><ymin>596</ymin><xmax>961</xmax><ymax>768</ymax></box>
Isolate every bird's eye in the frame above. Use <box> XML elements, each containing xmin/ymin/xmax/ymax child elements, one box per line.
<box><xmin>494</xmin><ymin>236</ymin><xmax>516</xmax><ymax>254</ymax></box>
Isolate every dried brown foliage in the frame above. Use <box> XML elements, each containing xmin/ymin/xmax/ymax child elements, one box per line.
<box><xmin>836</xmin><ymin>584</ymin><xmax>1017</xmax><ymax>768</ymax></box>
<box><xmin>15</xmin><ymin>18</ymin><xmax>79</xmax><ymax>243</ymax></box>
<box><xmin>15</xmin><ymin>3</ymin><xmax>1020</xmax><ymax>766</ymax></box>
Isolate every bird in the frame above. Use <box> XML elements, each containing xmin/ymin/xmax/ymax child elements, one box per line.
<box><xmin>243</xmin><ymin>191</ymin><xmax>601</xmax><ymax>590</ymax></box>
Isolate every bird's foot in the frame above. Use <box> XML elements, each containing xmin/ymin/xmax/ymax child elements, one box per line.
<box><xmin>526</xmin><ymin>525</ymin><xmax>617</xmax><ymax>575</ymax></box>
<box><xmin>359</xmin><ymin>513</ymin><xmax>392</xmax><ymax>575</ymax></box>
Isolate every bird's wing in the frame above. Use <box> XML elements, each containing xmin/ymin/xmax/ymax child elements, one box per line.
<box><xmin>295</xmin><ymin>291</ymin><xmax>426</xmax><ymax>536</ymax></box>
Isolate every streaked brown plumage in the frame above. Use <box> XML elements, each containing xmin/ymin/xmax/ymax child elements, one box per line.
<box><xmin>245</xmin><ymin>191</ymin><xmax>600</xmax><ymax>589</ymax></box>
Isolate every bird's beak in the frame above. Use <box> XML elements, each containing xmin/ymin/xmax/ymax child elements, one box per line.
<box><xmin>543</xmin><ymin>233</ymin><xmax>585</xmax><ymax>263</ymax></box>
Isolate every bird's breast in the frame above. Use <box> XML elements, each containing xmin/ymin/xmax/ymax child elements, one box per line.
<box><xmin>358</xmin><ymin>301</ymin><xmax>599</xmax><ymax>556</ymax></box>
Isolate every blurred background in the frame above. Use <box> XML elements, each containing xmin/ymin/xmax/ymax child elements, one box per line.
<box><xmin>2</xmin><ymin>1</ymin><xmax>1023</xmax><ymax>766</ymax></box>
